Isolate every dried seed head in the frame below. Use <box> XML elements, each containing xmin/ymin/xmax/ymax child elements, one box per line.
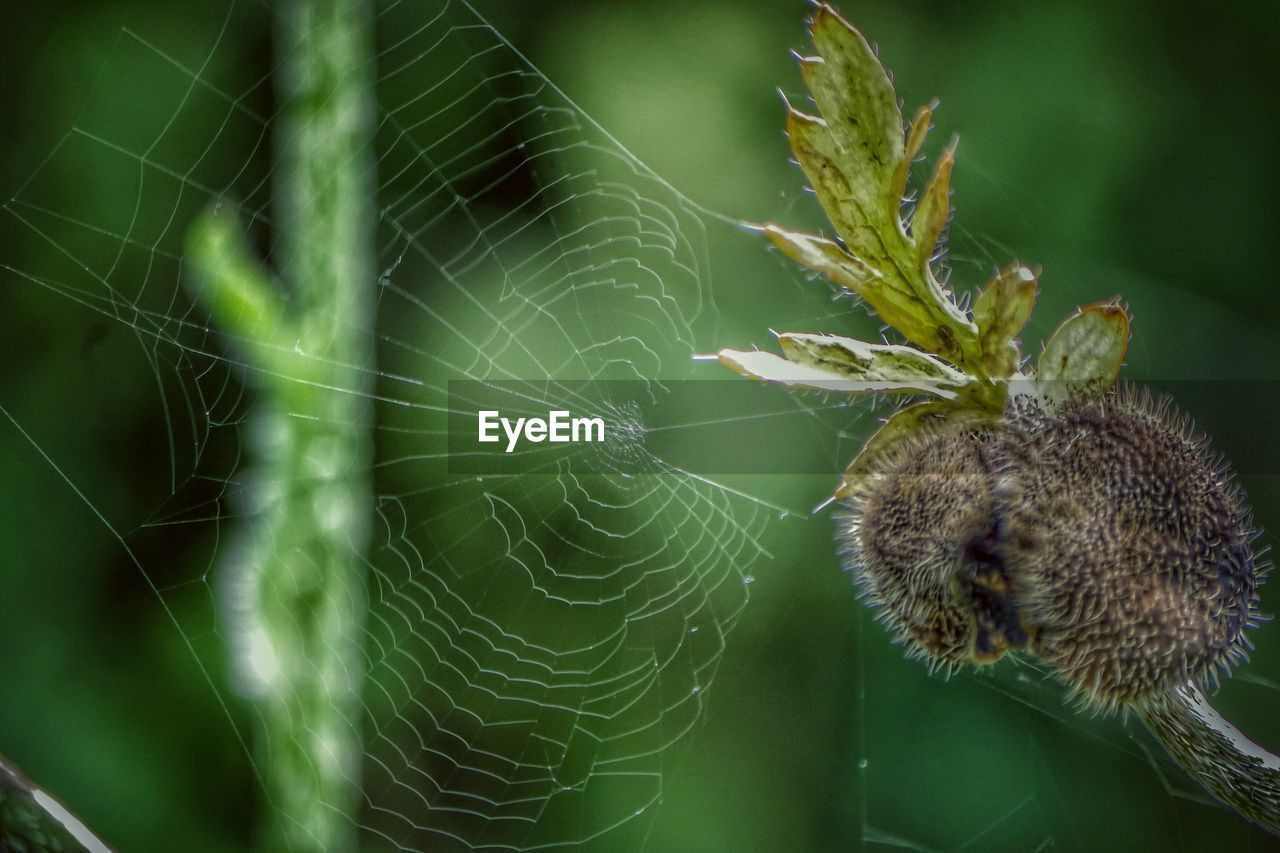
<box><xmin>994</xmin><ymin>389</ymin><xmax>1265</xmax><ymax>711</ymax></box>
<box><xmin>839</xmin><ymin>388</ymin><xmax>1267</xmax><ymax>712</ymax></box>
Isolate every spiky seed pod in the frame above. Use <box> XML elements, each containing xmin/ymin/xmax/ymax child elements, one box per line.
<box><xmin>993</xmin><ymin>388</ymin><xmax>1265</xmax><ymax>711</ymax></box>
<box><xmin>839</xmin><ymin>388</ymin><xmax>1266</xmax><ymax>710</ymax></box>
<box><xmin>838</xmin><ymin>426</ymin><xmax>1008</xmax><ymax>668</ymax></box>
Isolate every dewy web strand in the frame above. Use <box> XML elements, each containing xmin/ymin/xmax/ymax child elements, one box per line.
<box><xmin>4</xmin><ymin>0</ymin><xmax>780</xmax><ymax>848</ymax></box>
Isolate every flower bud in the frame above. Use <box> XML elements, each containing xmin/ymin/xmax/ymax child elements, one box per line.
<box><xmin>995</xmin><ymin>390</ymin><xmax>1264</xmax><ymax>710</ymax></box>
<box><xmin>840</xmin><ymin>388</ymin><xmax>1267</xmax><ymax>709</ymax></box>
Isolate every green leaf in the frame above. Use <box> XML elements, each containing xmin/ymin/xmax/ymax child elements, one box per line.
<box><xmin>1037</xmin><ymin>300</ymin><xmax>1131</xmax><ymax>393</ymax></box>
<box><xmin>764</xmin><ymin>224</ymin><xmax>956</xmax><ymax>358</ymax></box>
<box><xmin>718</xmin><ymin>338</ymin><xmax>963</xmax><ymax>398</ymax></box>
<box><xmin>784</xmin><ymin>102</ymin><xmax>901</xmax><ymax>268</ymax></box>
<box><xmin>893</xmin><ymin>103</ymin><xmax>934</xmax><ymax>205</ymax></box>
<box><xmin>973</xmin><ymin>263</ymin><xmax>1038</xmax><ymax>377</ymax></box>
<box><xmin>912</xmin><ymin>139</ymin><xmax>956</xmax><ymax>269</ymax></box>
<box><xmin>718</xmin><ymin>348</ymin><xmax>872</xmax><ymax>394</ymax></box>
<box><xmin>715</xmin><ymin>4</ymin><xmax>1143</xmax><ymax>513</ymax></box>
<box><xmin>779</xmin><ymin>5</ymin><xmax>979</xmax><ymax>369</ymax></box>
<box><xmin>778</xmin><ymin>333</ymin><xmax>968</xmax><ymax>392</ymax></box>
<box><xmin>802</xmin><ymin>5</ymin><xmax>903</xmax><ymax>225</ymax></box>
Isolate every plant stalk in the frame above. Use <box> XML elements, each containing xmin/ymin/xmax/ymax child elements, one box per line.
<box><xmin>186</xmin><ymin>0</ymin><xmax>376</xmax><ymax>849</ymax></box>
<box><xmin>1140</xmin><ymin>683</ymin><xmax>1280</xmax><ymax>835</ymax></box>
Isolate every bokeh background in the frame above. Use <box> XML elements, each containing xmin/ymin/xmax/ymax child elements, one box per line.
<box><xmin>3</xmin><ymin>0</ymin><xmax>1280</xmax><ymax>850</ymax></box>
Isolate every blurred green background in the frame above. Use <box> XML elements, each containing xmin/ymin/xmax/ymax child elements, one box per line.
<box><xmin>3</xmin><ymin>0</ymin><xmax>1280</xmax><ymax>850</ymax></box>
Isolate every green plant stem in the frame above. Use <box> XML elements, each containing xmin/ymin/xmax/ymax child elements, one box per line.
<box><xmin>186</xmin><ymin>0</ymin><xmax>376</xmax><ymax>849</ymax></box>
<box><xmin>1140</xmin><ymin>684</ymin><xmax>1280</xmax><ymax>836</ymax></box>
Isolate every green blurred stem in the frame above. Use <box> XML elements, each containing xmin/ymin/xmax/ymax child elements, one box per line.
<box><xmin>1</xmin><ymin>752</ymin><xmax>111</xmax><ymax>852</ymax></box>
<box><xmin>185</xmin><ymin>0</ymin><xmax>375</xmax><ymax>849</ymax></box>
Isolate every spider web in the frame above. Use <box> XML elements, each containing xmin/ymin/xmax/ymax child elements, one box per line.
<box><xmin>2</xmin><ymin>1</ymin><xmax>1279</xmax><ymax>851</ymax></box>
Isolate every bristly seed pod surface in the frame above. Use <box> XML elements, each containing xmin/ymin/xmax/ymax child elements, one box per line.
<box><xmin>840</xmin><ymin>388</ymin><xmax>1267</xmax><ymax>712</ymax></box>
<box><xmin>995</xmin><ymin>389</ymin><xmax>1265</xmax><ymax>710</ymax></box>
<box><xmin>840</xmin><ymin>427</ymin><xmax>998</xmax><ymax>670</ymax></box>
